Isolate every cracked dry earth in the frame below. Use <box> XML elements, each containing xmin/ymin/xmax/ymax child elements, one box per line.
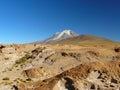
<box><xmin>0</xmin><ymin>44</ymin><xmax>120</xmax><ymax>90</ymax></box>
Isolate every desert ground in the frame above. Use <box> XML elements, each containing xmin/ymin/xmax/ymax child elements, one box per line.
<box><xmin>0</xmin><ymin>43</ymin><xmax>120</xmax><ymax>90</ymax></box>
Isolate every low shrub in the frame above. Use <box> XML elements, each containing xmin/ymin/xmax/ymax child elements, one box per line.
<box><xmin>3</xmin><ymin>77</ymin><xmax>10</xmax><ymax>80</ymax></box>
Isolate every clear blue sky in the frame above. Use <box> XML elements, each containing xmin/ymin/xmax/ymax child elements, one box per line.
<box><xmin>0</xmin><ymin>0</ymin><xmax>120</xmax><ymax>43</ymax></box>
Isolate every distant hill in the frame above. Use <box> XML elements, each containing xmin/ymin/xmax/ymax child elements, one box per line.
<box><xmin>33</xmin><ymin>30</ymin><xmax>115</xmax><ymax>44</ymax></box>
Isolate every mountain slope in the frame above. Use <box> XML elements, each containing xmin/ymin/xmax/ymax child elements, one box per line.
<box><xmin>56</xmin><ymin>34</ymin><xmax>114</xmax><ymax>44</ymax></box>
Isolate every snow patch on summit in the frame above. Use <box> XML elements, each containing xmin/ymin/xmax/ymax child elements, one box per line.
<box><xmin>52</xmin><ymin>30</ymin><xmax>78</xmax><ymax>40</ymax></box>
<box><xmin>41</xmin><ymin>30</ymin><xmax>79</xmax><ymax>44</ymax></box>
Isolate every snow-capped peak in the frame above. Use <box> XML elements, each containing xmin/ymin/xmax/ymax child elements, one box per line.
<box><xmin>41</xmin><ymin>30</ymin><xmax>79</xmax><ymax>44</ymax></box>
<box><xmin>60</xmin><ymin>30</ymin><xmax>72</xmax><ymax>36</ymax></box>
<box><xmin>52</xmin><ymin>30</ymin><xmax>79</xmax><ymax>40</ymax></box>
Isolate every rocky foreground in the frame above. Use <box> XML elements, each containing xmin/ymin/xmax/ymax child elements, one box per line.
<box><xmin>0</xmin><ymin>43</ymin><xmax>120</xmax><ymax>90</ymax></box>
